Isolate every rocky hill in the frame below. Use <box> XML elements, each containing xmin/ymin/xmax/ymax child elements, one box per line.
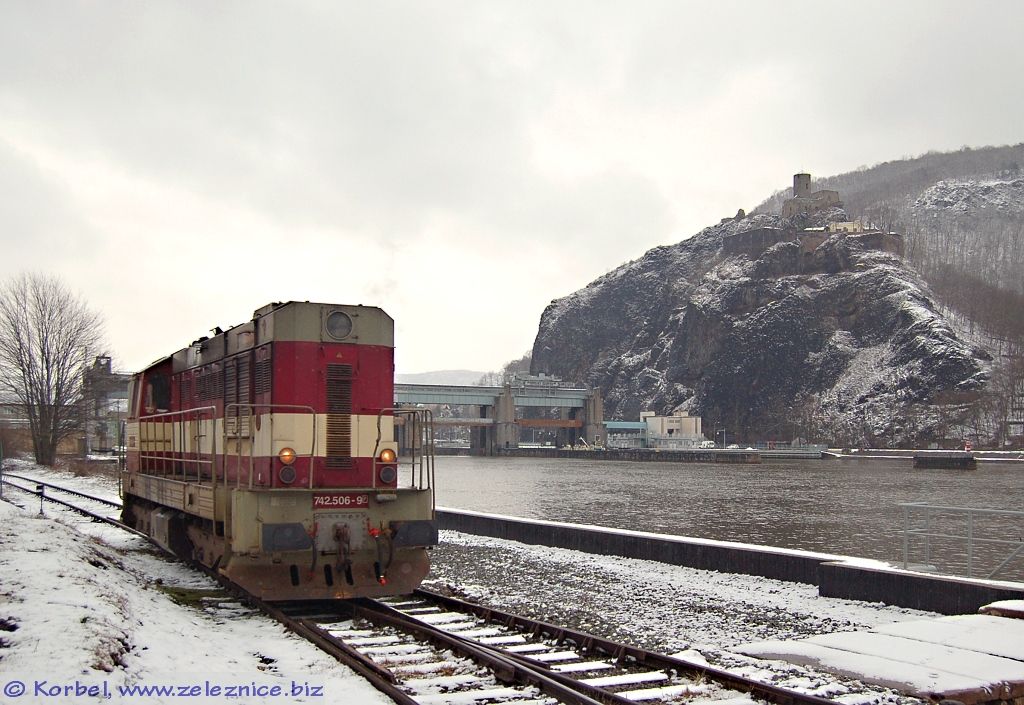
<box><xmin>530</xmin><ymin>209</ymin><xmax>993</xmax><ymax>446</ymax></box>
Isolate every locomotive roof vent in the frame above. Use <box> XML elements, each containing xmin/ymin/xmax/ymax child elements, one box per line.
<box><xmin>325</xmin><ymin>310</ymin><xmax>354</xmax><ymax>340</ymax></box>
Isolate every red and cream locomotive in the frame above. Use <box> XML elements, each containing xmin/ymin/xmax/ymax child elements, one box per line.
<box><xmin>121</xmin><ymin>301</ymin><xmax>437</xmax><ymax>600</ymax></box>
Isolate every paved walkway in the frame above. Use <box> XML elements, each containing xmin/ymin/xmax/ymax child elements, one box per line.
<box><xmin>734</xmin><ymin>612</ymin><xmax>1024</xmax><ymax>704</ymax></box>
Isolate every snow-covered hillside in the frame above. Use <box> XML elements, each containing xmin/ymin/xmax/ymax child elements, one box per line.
<box><xmin>912</xmin><ymin>178</ymin><xmax>1024</xmax><ymax>216</ymax></box>
<box><xmin>531</xmin><ymin>211</ymin><xmax>990</xmax><ymax>446</ymax></box>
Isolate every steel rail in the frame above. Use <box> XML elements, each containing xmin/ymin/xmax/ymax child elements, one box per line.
<box><xmin>216</xmin><ymin>592</ymin><xmax>421</xmax><ymax>705</ymax></box>
<box><xmin>411</xmin><ymin>588</ymin><xmax>837</xmax><ymax>705</ymax></box>
<box><xmin>1</xmin><ymin>474</ymin><xmax>845</xmax><ymax>705</ymax></box>
<box><xmin>273</xmin><ymin>598</ymin><xmax>611</xmax><ymax>705</ymax></box>
<box><xmin>0</xmin><ymin>477</ymin><xmax>146</xmax><ymax>538</ymax></box>
<box><xmin>0</xmin><ymin>473</ymin><xmax>420</xmax><ymax>705</ymax></box>
<box><xmin>279</xmin><ymin>591</ymin><xmax>841</xmax><ymax>705</ymax></box>
<box><xmin>2</xmin><ymin>472</ymin><xmax>122</xmax><ymax>508</ymax></box>
<box><xmin>345</xmin><ymin>598</ymin><xmax>611</xmax><ymax>705</ymax></box>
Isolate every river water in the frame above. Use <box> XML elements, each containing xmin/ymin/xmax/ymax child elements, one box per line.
<box><xmin>433</xmin><ymin>455</ymin><xmax>1024</xmax><ymax>581</ymax></box>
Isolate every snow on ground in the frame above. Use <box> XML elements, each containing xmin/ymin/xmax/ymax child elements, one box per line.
<box><xmin>0</xmin><ymin>464</ymin><xmax>392</xmax><ymax>705</ymax></box>
<box><xmin>427</xmin><ymin>530</ymin><xmax>936</xmax><ymax>704</ymax></box>
<box><xmin>3</xmin><ymin>457</ymin><xmax>123</xmax><ymax>503</ymax></box>
<box><xmin>982</xmin><ymin>599</ymin><xmax>1024</xmax><ymax>617</ymax></box>
<box><xmin>1</xmin><ymin>458</ymin><xmax>977</xmax><ymax>704</ymax></box>
<box><xmin>735</xmin><ymin>616</ymin><xmax>1024</xmax><ymax>696</ymax></box>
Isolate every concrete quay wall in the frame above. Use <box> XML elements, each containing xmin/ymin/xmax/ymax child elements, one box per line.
<box><xmin>818</xmin><ymin>562</ymin><xmax>1024</xmax><ymax>615</ymax></box>
<box><xmin>437</xmin><ymin>508</ymin><xmax>1024</xmax><ymax>615</ymax></box>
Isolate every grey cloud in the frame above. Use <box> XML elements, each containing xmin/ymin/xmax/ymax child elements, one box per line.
<box><xmin>0</xmin><ymin>140</ymin><xmax>95</xmax><ymax>268</ymax></box>
<box><xmin>2</xmin><ymin>0</ymin><xmax>1023</xmax><ymax>372</ymax></box>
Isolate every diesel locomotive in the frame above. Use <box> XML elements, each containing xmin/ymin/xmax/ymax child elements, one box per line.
<box><xmin>121</xmin><ymin>301</ymin><xmax>437</xmax><ymax>600</ymax></box>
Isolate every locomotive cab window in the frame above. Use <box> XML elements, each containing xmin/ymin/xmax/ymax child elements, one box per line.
<box><xmin>143</xmin><ymin>373</ymin><xmax>170</xmax><ymax>414</ymax></box>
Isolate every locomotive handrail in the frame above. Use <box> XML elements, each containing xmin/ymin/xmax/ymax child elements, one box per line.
<box><xmin>138</xmin><ymin>406</ymin><xmax>218</xmax><ymax>483</ymax></box>
<box><xmin>374</xmin><ymin>408</ymin><xmax>435</xmax><ymax>504</ymax></box>
<box><xmin>222</xmin><ymin>403</ymin><xmax>317</xmax><ymax>490</ymax></box>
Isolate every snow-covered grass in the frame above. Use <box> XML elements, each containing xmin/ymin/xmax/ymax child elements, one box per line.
<box><xmin>3</xmin><ymin>457</ymin><xmax>122</xmax><ymax>503</ymax></box>
<box><xmin>0</xmin><ymin>462</ymin><xmax>393</xmax><ymax>705</ymax></box>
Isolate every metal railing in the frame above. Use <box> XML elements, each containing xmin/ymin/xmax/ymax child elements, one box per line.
<box><xmin>137</xmin><ymin>406</ymin><xmax>218</xmax><ymax>483</ymax></box>
<box><xmin>375</xmin><ymin>408</ymin><xmax>435</xmax><ymax>498</ymax></box>
<box><xmin>900</xmin><ymin>501</ymin><xmax>1024</xmax><ymax>580</ymax></box>
<box><xmin>135</xmin><ymin>405</ymin><xmax>432</xmax><ymax>507</ymax></box>
<box><xmin>223</xmin><ymin>403</ymin><xmax>316</xmax><ymax>489</ymax></box>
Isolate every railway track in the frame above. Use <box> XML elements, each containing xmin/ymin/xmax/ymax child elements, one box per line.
<box><xmin>0</xmin><ymin>471</ymin><xmax>838</xmax><ymax>705</ymax></box>
<box><xmin>0</xmin><ymin>470</ymin><xmax>143</xmax><ymax>535</ymax></box>
<box><xmin>276</xmin><ymin>592</ymin><xmax>838</xmax><ymax>705</ymax></box>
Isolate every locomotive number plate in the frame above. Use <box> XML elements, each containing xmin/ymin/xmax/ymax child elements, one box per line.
<box><xmin>312</xmin><ymin>492</ymin><xmax>370</xmax><ymax>510</ymax></box>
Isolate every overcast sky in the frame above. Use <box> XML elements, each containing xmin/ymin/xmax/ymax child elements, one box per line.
<box><xmin>2</xmin><ymin>1</ymin><xmax>1022</xmax><ymax>375</ymax></box>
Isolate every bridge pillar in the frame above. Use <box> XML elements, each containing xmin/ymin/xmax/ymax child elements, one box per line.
<box><xmin>494</xmin><ymin>385</ymin><xmax>518</xmax><ymax>451</ymax></box>
<box><xmin>395</xmin><ymin>404</ymin><xmax>413</xmax><ymax>455</ymax></box>
<box><xmin>557</xmin><ymin>408</ymin><xmax>575</xmax><ymax>448</ymax></box>
<box><xmin>470</xmin><ymin>405</ymin><xmax>493</xmax><ymax>455</ymax></box>
<box><xmin>583</xmin><ymin>391</ymin><xmax>604</xmax><ymax>447</ymax></box>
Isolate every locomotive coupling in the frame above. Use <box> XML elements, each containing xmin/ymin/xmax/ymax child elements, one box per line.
<box><xmin>367</xmin><ymin>519</ymin><xmax>394</xmax><ymax>585</ymax></box>
<box><xmin>333</xmin><ymin>522</ymin><xmax>354</xmax><ymax>585</ymax></box>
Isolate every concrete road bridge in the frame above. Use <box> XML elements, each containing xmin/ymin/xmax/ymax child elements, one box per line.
<box><xmin>394</xmin><ymin>377</ymin><xmax>603</xmax><ymax>454</ymax></box>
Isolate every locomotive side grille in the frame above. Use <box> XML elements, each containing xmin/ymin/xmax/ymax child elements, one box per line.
<box><xmin>211</xmin><ymin>366</ymin><xmax>223</xmax><ymax>400</ymax></box>
<box><xmin>179</xmin><ymin>376</ymin><xmax>191</xmax><ymax>407</ymax></box>
<box><xmin>224</xmin><ymin>359</ymin><xmax>238</xmax><ymax>436</ymax></box>
<box><xmin>223</xmin><ymin>356</ymin><xmax>251</xmax><ymax>437</ymax></box>
<box><xmin>197</xmin><ymin>365</ymin><xmax>224</xmax><ymax>401</ymax></box>
<box><xmin>326</xmin><ymin>364</ymin><xmax>353</xmax><ymax>469</ymax></box>
<box><xmin>254</xmin><ymin>355</ymin><xmax>272</xmax><ymax>395</ymax></box>
<box><xmin>225</xmin><ymin>361</ymin><xmax>237</xmax><ymax>406</ymax></box>
<box><xmin>237</xmin><ymin>355</ymin><xmax>251</xmax><ymax>437</ymax></box>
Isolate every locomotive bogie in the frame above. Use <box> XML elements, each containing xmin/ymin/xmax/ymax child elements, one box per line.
<box><xmin>121</xmin><ymin>476</ymin><xmax>435</xmax><ymax>600</ymax></box>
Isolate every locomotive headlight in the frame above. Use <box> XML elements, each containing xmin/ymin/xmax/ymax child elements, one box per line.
<box><xmin>278</xmin><ymin>447</ymin><xmax>297</xmax><ymax>465</ymax></box>
<box><xmin>378</xmin><ymin>465</ymin><xmax>398</xmax><ymax>484</ymax></box>
<box><xmin>325</xmin><ymin>311</ymin><xmax>353</xmax><ymax>340</ymax></box>
<box><xmin>378</xmin><ymin>448</ymin><xmax>397</xmax><ymax>464</ymax></box>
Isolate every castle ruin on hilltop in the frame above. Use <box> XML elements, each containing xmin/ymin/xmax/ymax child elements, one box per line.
<box><xmin>721</xmin><ymin>173</ymin><xmax>904</xmax><ymax>259</ymax></box>
<box><xmin>782</xmin><ymin>172</ymin><xmax>842</xmax><ymax>217</ymax></box>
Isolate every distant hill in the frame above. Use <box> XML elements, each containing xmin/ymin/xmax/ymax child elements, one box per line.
<box><xmin>395</xmin><ymin>370</ymin><xmax>486</xmax><ymax>385</ymax></box>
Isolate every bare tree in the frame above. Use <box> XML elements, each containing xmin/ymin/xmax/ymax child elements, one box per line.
<box><xmin>0</xmin><ymin>273</ymin><xmax>105</xmax><ymax>465</ymax></box>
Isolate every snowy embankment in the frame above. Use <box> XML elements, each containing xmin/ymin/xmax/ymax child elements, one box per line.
<box><xmin>0</xmin><ymin>462</ymin><xmax>390</xmax><ymax>705</ymax></box>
